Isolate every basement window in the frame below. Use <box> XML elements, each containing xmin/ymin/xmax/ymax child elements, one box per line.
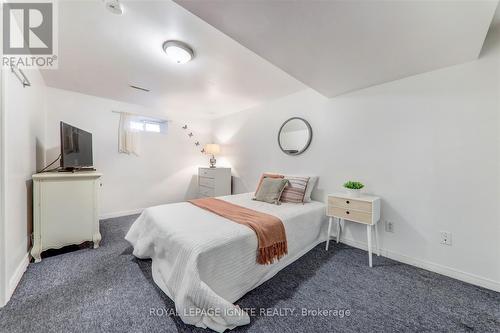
<box><xmin>145</xmin><ymin>122</ymin><xmax>161</xmax><ymax>133</ymax></box>
<box><xmin>129</xmin><ymin>117</ymin><xmax>167</xmax><ymax>134</ymax></box>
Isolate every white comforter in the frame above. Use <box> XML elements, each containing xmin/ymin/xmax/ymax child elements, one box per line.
<box><xmin>125</xmin><ymin>193</ymin><xmax>326</xmax><ymax>332</ymax></box>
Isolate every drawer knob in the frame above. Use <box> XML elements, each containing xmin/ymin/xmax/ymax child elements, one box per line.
<box><xmin>346</xmin><ymin>211</ymin><xmax>350</xmax><ymax>214</ymax></box>
<box><xmin>346</xmin><ymin>200</ymin><xmax>350</xmax><ymax>204</ymax></box>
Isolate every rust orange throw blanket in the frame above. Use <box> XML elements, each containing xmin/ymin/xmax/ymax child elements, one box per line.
<box><xmin>189</xmin><ymin>197</ymin><xmax>288</xmax><ymax>265</ymax></box>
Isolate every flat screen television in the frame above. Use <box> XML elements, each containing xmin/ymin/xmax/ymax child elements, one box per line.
<box><xmin>60</xmin><ymin>121</ymin><xmax>93</xmax><ymax>170</ymax></box>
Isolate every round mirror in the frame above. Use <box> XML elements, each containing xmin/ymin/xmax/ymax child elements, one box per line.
<box><xmin>278</xmin><ymin>117</ymin><xmax>312</xmax><ymax>155</ymax></box>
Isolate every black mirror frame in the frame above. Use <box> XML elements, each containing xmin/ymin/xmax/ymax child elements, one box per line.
<box><xmin>277</xmin><ymin>117</ymin><xmax>313</xmax><ymax>156</ymax></box>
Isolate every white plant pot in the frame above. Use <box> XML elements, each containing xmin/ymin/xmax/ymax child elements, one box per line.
<box><xmin>345</xmin><ymin>188</ymin><xmax>361</xmax><ymax>198</ymax></box>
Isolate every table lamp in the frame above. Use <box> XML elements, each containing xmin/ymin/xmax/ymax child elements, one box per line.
<box><xmin>204</xmin><ymin>144</ymin><xmax>220</xmax><ymax>168</ymax></box>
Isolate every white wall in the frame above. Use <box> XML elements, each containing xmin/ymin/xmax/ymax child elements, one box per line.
<box><xmin>44</xmin><ymin>88</ymin><xmax>212</xmax><ymax>217</ymax></box>
<box><xmin>1</xmin><ymin>84</ymin><xmax>212</xmax><ymax>306</ymax></box>
<box><xmin>3</xmin><ymin>67</ymin><xmax>47</xmax><ymax>304</ymax></box>
<box><xmin>0</xmin><ymin>66</ymin><xmax>5</xmax><ymax>307</ymax></box>
<box><xmin>212</xmin><ymin>27</ymin><xmax>500</xmax><ymax>290</ymax></box>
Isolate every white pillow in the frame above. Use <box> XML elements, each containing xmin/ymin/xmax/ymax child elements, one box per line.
<box><xmin>304</xmin><ymin>176</ymin><xmax>318</xmax><ymax>202</ymax></box>
<box><xmin>285</xmin><ymin>175</ymin><xmax>318</xmax><ymax>202</ymax></box>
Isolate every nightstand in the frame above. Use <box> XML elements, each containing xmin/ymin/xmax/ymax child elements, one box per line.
<box><xmin>326</xmin><ymin>193</ymin><xmax>381</xmax><ymax>267</ymax></box>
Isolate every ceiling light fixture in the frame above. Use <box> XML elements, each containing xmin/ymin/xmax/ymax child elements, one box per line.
<box><xmin>162</xmin><ymin>40</ymin><xmax>194</xmax><ymax>64</ymax></box>
<box><xmin>104</xmin><ymin>0</ymin><xmax>124</xmax><ymax>15</ymax></box>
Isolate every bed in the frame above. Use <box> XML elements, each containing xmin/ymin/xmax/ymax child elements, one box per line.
<box><xmin>125</xmin><ymin>192</ymin><xmax>327</xmax><ymax>332</ymax></box>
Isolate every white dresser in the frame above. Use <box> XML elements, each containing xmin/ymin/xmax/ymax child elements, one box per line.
<box><xmin>198</xmin><ymin>167</ymin><xmax>231</xmax><ymax>197</ymax></box>
<box><xmin>31</xmin><ymin>172</ymin><xmax>102</xmax><ymax>263</ymax></box>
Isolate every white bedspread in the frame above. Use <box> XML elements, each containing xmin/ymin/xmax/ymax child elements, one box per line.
<box><xmin>125</xmin><ymin>192</ymin><xmax>326</xmax><ymax>332</ymax></box>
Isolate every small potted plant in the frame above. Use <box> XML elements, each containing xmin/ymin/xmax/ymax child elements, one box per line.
<box><xmin>343</xmin><ymin>181</ymin><xmax>364</xmax><ymax>197</ymax></box>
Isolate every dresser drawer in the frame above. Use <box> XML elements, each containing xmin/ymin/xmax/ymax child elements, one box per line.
<box><xmin>199</xmin><ymin>185</ymin><xmax>215</xmax><ymax>197</ymax></box>
<box><xmin>197</xmin><ymin>167</ymin><xmax>231</xmax><ymax>197</ymax></box>
<box><xmin>328</xmin><ymin>207</ymin><xmax>372</xmax><ymax>224</ymax></box>
<box><xmin>328</xmin><ymin>196</ymin><xmax>372</xmax><ymax>212</ymax></box>
<box><xmin>199</xmin><ymin>168</ymin><xmax>216</xmax><ymax>178</ymax></box>
<box><xmin>199</xmin><ymin>176</ymin><xmax>215</xmax><ymax>188</ymax></box>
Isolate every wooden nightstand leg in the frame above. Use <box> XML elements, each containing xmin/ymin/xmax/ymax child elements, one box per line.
<box><xmin>367</xmin><ymin>224</ymin><xmax>373</xmax><ymax>267</ymax></box>
<box><xmin>325</xmin><ymin>217</ymin><xmax>333</xmax><ymax>250</ymax></box>
<box><xmin>336</xmin><ymin>218</ymin><xmax>341</xmax><ymax>243</ymax></box>
<box><xmin>374</xmin><ymin>222</ymin><xmax>380</xmax><ymax>256</ymax></box>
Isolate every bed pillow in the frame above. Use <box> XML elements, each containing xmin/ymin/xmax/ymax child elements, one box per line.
<box><xmin>254</xmin><ymin>173</ymin><xmax>284</xmax><ymax>195</ymax></box>
<box><xmin>254</xmin><ymin>178</ymin><xmax>289</xmax><ymax>205</ymax></box>
<box><xmin>284</xmin><ymin>175</ymin><xmax>318</xmax><ymax>202</ymax></box>
<box><xmin>280</xmin><ymin>176</ymin><xmax>310</xmax><ymax>203</ymax></box>
<box><xmin>303</xmin><ymin>176</ymin><xmax>318</xmax><ymax>202</ymax></box>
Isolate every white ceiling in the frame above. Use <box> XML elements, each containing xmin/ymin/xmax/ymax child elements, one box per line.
<box><xmin>175</xmin><ymin>0</ymin><xmax>499</xmax><ymax>98</ymax></box>
<box><xmin>40</xmin><ymin>1</ymin><xmax>305</xmax><ymax>118</ymax></box>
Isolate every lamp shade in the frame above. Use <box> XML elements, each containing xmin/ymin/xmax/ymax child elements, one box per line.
<box><xmin>204</xmin><ymin>144</ymin><xmax>220</xmax><ymax>155</ymax></box>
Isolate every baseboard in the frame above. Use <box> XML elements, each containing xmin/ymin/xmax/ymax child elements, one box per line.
<box><xmin>340</xmin><ymin>237</ymin><xmax>500</xmax><ymax>293</ymax></box>
<box><xmin>100</xmin><ymin>208</ymin><xmax>143</xmax><ymax>220</ymax></box>
<box><xmin>5</xmin><ymin>252</ymin><xmax>29</xmax><ymax>305</ymax></box>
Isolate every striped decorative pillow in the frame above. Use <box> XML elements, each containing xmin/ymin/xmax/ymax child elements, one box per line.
<box><xmin>280</xmin><ymin>176</ymin><xmax>310</xmax><ymax>203</ymax></box>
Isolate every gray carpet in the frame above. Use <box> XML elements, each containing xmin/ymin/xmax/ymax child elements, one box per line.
<box><xmin>1</xmin><ymin>215</ymin><xmax>499</xmax><ymax>333</ymax></box>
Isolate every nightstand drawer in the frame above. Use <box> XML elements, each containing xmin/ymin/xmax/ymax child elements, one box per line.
<box><xmin>199</xmin><ymin>176</ymin><xmax>215</xmax><ymax>188</ymax></box>
<box><xmin>199</xmin><ymin>185</ymin><xmax>215</xmax><ymax>197</ymax></box>
<box><xmin>329</xmin><ymin>207</ymin><xmax>372</xmax><ymax>224</ymax></box>
<box><xmin>199</xmin><ymin>168</ymin><xmax>216</xmax><ymax>178</ymax></box>
<box><xmin>329</xmin><ymin>196</ymin><xmax>372</xmax><ymax>212</ymax></box>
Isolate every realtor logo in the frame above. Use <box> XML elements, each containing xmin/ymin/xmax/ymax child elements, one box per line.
<box><xmin>2</xmin><ymin>1</ymin><xmax>58</xmax><ymax>68</ymax></box>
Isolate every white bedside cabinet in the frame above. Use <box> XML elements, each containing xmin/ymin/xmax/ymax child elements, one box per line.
<box><xmin>326</xmin><ymin>193</ymin><xmax>381</xmax><ymax>267</ymax></box>
<box><xmin>31</xmin><ymin>172</ymin><xmax>102</xmax><ymax>263</ymax></box>
<box><xmin>198</xmin><ymin>167</ymin><xmax>231</xmax><ymax>197</ymax></box>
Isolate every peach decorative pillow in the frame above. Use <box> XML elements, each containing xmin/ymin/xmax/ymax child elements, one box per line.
<box><xmin>255</xmin><ymin>173</ymin><xmax>284</xmax><ymax>195</ymax></box>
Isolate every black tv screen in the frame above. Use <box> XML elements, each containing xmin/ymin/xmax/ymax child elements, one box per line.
<box><xmin>60</xmin><ymin>122</ymin><xmax>93</xmax><ymax>169</ymax></box>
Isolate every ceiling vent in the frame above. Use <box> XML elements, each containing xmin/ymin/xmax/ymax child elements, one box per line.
<box><xmin>129</xmin><ymin>85</ymin><xmax>150</xmax><ymax>92</ymax></box>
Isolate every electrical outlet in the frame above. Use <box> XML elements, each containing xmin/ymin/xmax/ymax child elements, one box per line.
<box><xmin>385</xmin><ymin>220</ymin><xmax>394</xmax><ymax>233</ymax></box>
<box><xmin>440</xmin><ymin>231</ymin><xmax>452</xmax><ymax>246</ymax></box>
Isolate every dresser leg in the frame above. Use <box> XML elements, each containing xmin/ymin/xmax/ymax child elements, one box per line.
<box><xmin>93</xmin><ymin>232</ymin><xmax>102</xmax><ymax>249</ymax></box>
<box><xmin>367</xmin><ymin>225</ymin><xmax>372</xmax><ymax>267</ymax></box>
<box><xmin>31</xmin><ymin>245</ymin><xmax>42</xmax><ymax>263</ymax></box>
<box><xmin>374</xmin><ymin>223</ymin><xmax>380</xmax><ymax>256</ymax></box>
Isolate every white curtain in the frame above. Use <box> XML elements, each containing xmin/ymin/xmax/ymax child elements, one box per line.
<box><xmin>118</xmin><ymin>113</ymin><xmax>141</xmax><ymax>156</ymax></box>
